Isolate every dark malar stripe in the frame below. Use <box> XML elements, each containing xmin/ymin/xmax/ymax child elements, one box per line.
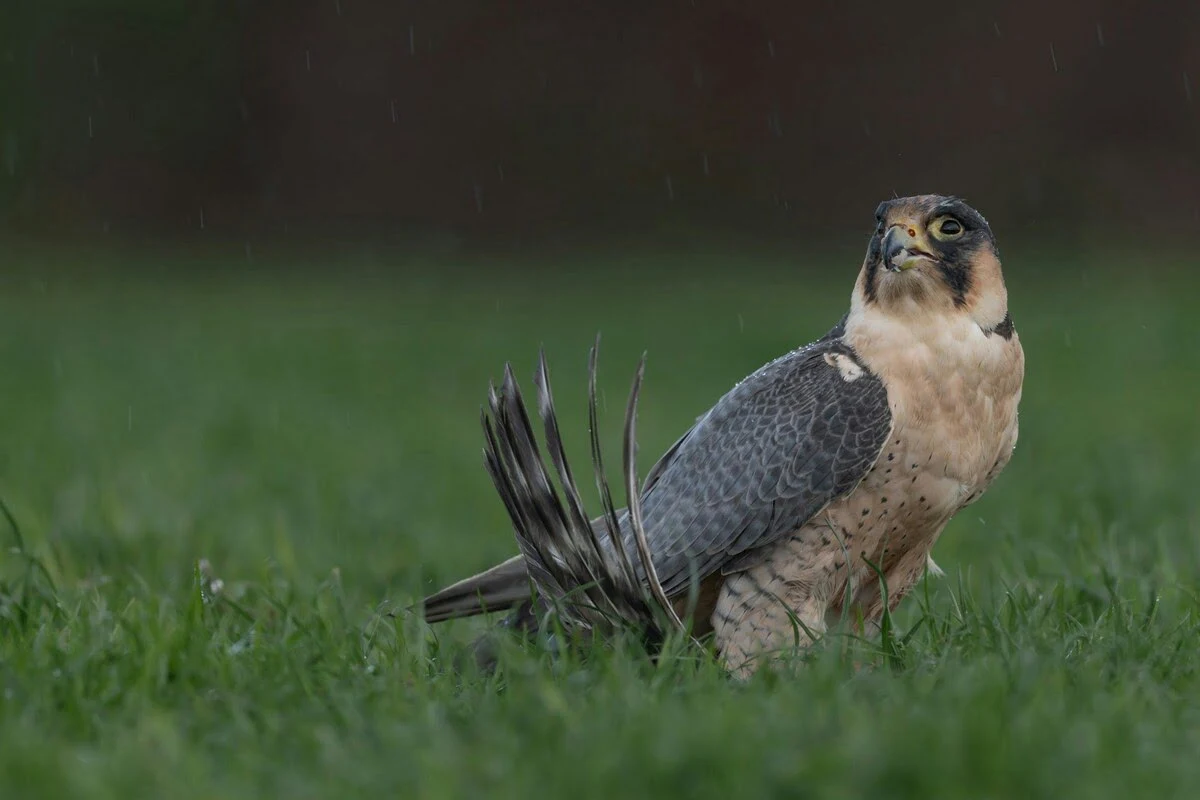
<box><xmin>936</xmin><ymin>259</ymin><xmax>972</xmax><ymax>307</ymax></box>
<box><xmin>862</xmin><ymin>229</ymin><xmax>883</xmax><ymax>303</ymax></box>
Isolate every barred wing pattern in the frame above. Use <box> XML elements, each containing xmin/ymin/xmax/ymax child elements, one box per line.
<box><xmin>631</xmin><ymin>339</ymin><xmax>893</xmax><ymax>597</ymax></box>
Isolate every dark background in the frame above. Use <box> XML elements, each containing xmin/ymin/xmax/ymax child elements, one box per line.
<box><xmin>3</xmin><ymin>0</ymin><xmax>1199</xmax><ymax>255</ymax></box>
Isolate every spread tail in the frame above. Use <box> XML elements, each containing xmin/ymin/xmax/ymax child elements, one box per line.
<box><xmin>423</xmin><ymin>336</ymin><xmax>684</xmax><ymax>641</ymax></box>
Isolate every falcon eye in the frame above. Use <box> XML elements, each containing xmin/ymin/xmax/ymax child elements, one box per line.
<box><xmin>931</xmin><ymin>216</ymin><xmax>964</xmax><ymax>241</ymax></box>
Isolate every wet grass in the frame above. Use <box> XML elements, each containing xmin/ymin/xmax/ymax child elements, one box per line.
<box><xmin>1</xmin><ymin>242</ymin><xmax>1198</xmax><ymax>798</ymax></box>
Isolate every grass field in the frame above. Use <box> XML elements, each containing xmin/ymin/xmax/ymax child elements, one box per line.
<box><xmin>2</xmin><ymin>241</ymin><xmax>1198</xmax><ymax>798</ymax></box>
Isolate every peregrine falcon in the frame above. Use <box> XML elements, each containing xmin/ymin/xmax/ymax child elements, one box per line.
<box><xmin>421</xmin><ymin>195</ymin><xmax>1025</xmax><ymax>677</ymax></box>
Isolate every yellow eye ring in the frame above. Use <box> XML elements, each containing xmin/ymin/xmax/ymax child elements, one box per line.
<box><xmin>930</xmin><ymin>216</ymin><xmax>964</xmax><ymax>241</ymax></box>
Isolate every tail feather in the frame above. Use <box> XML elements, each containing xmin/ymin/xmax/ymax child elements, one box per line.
<box><xmin>421</xmin><ymin>337</ymin><xmax>685</xmax><ymax>645</ymax></box>
<box><xmin>533</xmin><ymin>348</ymin><xmax>614</xmax><ymax>597</ymax></box>
<box><xmin>620</xmin><ymin>355</ymin><xmax>686</xmax><ymax>632</ymax></box>
<box><xmin>585</xmin><ymin>340</ymin><xmax>638</xmax><ymax>592</ymax></box>
<box><xmin>482</xmin><ymin>378</ymin><xmax>569</xmax><ymax>601</ymax></box>
<box><xmin>478</xmin><ymin>337</ymin><xmax>683</xmax><ymax>637</ymax></box>
<box><xmin>482</xmin><ymin>351</ymin><xmax>643</xmax><ymax>628</ymax></box>
<box><xmin>420</xmin><ymin>555</ymin><xmax>530</xmax><ymax>623</ymax></box>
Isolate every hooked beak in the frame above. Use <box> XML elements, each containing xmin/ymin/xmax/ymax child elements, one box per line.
<box><xmin>881</xmin><ymin>225</ymin><xmax>935</xmax><ymax>272</ymax></box>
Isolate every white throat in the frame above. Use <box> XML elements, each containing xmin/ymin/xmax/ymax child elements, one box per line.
<box><xmin>842</xmin><ymin>286</ymin><xmax>1013</xmax><ymax>399</ymax></box>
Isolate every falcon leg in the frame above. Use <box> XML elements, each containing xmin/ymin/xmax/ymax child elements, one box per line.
<box><xmin>711</xmin><ymin>564</ymin><xmax>831</xmax><ymax>679</ymax></box>
<box><xmin>847</xmin><ymin>547</ymin><xmax>931</xmax><ymax>630</ymax></box>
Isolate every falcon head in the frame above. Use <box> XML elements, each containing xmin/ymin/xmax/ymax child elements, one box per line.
<box><xmin>857</xmin><ymin>194</ymin><xmax>1008</xmax><ymax>329</ymax></box>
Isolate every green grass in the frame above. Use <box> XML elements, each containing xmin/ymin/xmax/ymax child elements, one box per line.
<box><xmin>2</xmin><ymin>242</ymin><xmax>1199</xmax><ymax>798</ymax></box>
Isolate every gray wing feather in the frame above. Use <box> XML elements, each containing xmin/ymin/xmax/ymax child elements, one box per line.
<box><xmin>627</xmin><ymin>336</ymin><xmax>892</xmax><ymax>597</ymax></box>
